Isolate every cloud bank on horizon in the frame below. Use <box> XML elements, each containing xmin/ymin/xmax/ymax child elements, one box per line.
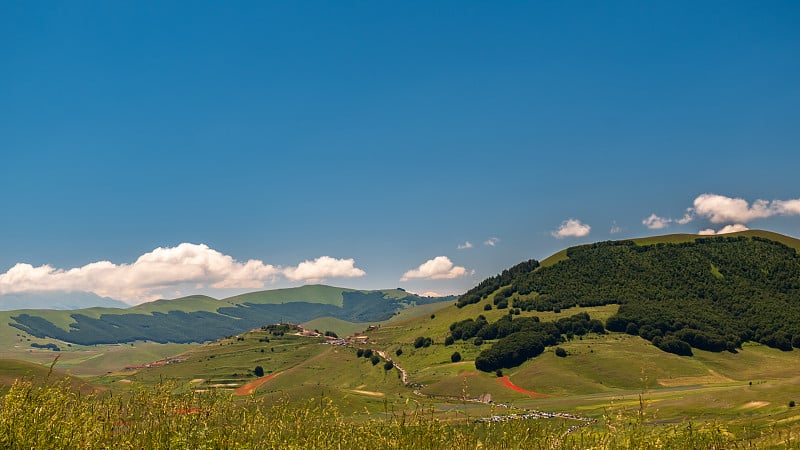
<box><xmin>0</xmin><ymin>243</ymin><xmax>365</xmax><ymax>305</ymax></box>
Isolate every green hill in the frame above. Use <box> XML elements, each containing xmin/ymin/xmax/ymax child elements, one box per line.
<box><xmin>457</xmin><ymin>230</ymin><xmax>800</xmax><ymax>359</ymax></box>
<box><xmin>4</xmin><ymin>286</ymin><xmax>451</xmax><ymax>346</ymax></box>
<box><xmin>0</xmin><ymin>359</ymin><xmax>97</xmax><ymax>394</ymax></box>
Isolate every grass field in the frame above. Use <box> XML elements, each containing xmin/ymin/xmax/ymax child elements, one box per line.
<box><xmin>4</xmin><ymin>300</ymin><xmax>800</xmax><ymax>447</ymax></box>
<box><xmin>225</xmin><ymin>284</ymin><xmax>354</xmax><ymax>307</ymax></box>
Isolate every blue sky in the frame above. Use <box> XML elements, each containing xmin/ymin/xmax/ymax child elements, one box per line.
<box><xmin>2</xmin><ymin>1</ymin><xmax>799</xmax><ymax>304</ymax></box>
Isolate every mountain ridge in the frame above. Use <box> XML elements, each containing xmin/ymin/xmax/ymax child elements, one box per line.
<box><xmin>5</xmin><ymin>285</ymin><xmax>455</xmax><ymax>346</ymax></box>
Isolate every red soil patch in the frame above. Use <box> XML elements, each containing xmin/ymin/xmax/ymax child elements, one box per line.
<box><xmin>496</xmin><ymin>376</ymin><xmax>550</xmax><ymax>398</ymax></box>
<box><xmin>234</xmin><ymin>372</ymin><xmax>282</xmax><ymax>396</ymax></box>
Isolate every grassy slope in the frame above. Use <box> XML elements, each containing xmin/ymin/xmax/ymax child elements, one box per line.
<box><xmin>302</xmin><ymin>300</ymin><xmax>454</xmax><ymax>337</ymax></box>
<box><xmin>95</xmin><ymin>299</ymin><xmax>800</xmax><ymax>427</ymax></box>
<box><xmin>0</xmin><ymin>359</ymin><xmax>98</xmax><ymax>394</ymax></box>
<box><xmin>103</xmin><ymin>330</ymin><xmax>416</xmax><ymax>416</ymax></box>
<box><xmin>224</xmin><ymin>284</ymin><xmax>353</xmax><ymax>307</ymax></box>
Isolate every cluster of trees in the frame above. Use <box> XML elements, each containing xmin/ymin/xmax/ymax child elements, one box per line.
<box><xmin>474</xmin><ymin>332</ymin><xmax>547</xmax><ymax>372</ymax></box>
<box><xmin>449</xmin><ymin>312</ymin><xmax>603</xmax><ymax>347</ymax></box>
<box><xmin>444</xmin><ymin>312</ymin><xmax>605</xmax><ymax>372</ymax></box>
<box><xmin>413</xmin><ymin>336</ymin><xmax>433</xmax><ymax>348</ymax></box>
<box><xmin>599</xmin><ymin>238</ymin><xmax>800</xmax><ymax>354</ymax></box>
<box><xmin>355</xmin><ymin>348</ymin><xmax>381</xmax><ymax>365</ymax></box>
<box><xmin>555</xmin><ymin>312</ymin><xmax>605</xmax><ymax>337</ymax></box>
<box><xmin>456</xmin><ymin>260</ymin><xmax>539</xmax><ymax>308</ymax></box>
<box><xmin>30</xmin><ymin>342</ymin><xmax>60</xmax><ymax>351</ymax></box>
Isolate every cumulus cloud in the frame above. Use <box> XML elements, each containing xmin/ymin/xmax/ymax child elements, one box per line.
<box><xmin>457</xmin><ymin>241</ymin><xmax>473</xmax><ymax>250</ymax></box>
<box><xmin>400</xmin><ymin>256</ymin><xmax>468</xmax><ymax>282</ymax></box>
<box><xmin>647</xmin><ymin>194</ymin><xmax>800</xmax><ymax>232</ymax></box>
<box><xmin>693</xmin><ymin>194</ymin><xmax>800</xmax><ymax>224</ymax></box>
<box><xmin>483</xmin><ymin>237</ymin><xmax>500</xmax><ymax>247</ymax></box>
<box><xmin>283</xmin><ymin>256</ymin><xmax>365</xmax><ymax>282</ymax></box>
<box><xmin>551</xmin><ymin>219</ymin><xmax>591</xmax><ymax>239</ymax></box>
<box><xmin>642</xmin><ymin>214</ymin><xmax>671</xmax><ymax>230</ymax></box>
<box><xmin>676</xmin><ymin>212</ymin><xmax>694</xmax><ymax>225</ymax></box>
<box><xmin>0</xmin><ymin>244</ymin><xmax>365</xmax><ymax>304</ymax></box>
<box><xmin>610</xmin><ymin>223</ymin><xmax>622</xmax><ymax>234</ymax></box>
<box><xmin>698</xmin><ymin>224</ymin><xmax>750</xmax><ymax>235</ymax></box>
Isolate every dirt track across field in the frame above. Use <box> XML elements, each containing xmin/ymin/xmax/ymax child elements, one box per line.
<box><xmin>234</xmin><ymin>372</ymin><xmax>282</xmax><ymax>396</ymax></box>
<box><xmin>497</xmin><ymin>376</ymin><xmax>550</xmax><ymax>398</ymax></box>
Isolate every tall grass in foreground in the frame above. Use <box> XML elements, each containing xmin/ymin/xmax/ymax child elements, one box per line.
<box><xmin>0</xmin><ymin>379</ymin><xmax>795</xmax><ymax>449</ymax></box>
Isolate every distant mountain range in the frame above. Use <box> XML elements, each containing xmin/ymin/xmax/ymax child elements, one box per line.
<box><xmin>5</xmin><ymin>285</ymin><xmax>455</xmax><ymax>345</ymax></box>
<box><xmin>0</xmin><ymin>292</ymin><xmax>129</xmax><ymax>311</ymax></box>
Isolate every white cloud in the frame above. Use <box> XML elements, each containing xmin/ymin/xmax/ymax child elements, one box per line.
<box><xmin>609</xmin><ymin>223</ymin><xmax>622</xmax><ymax>234</ymax></box>
<box><xmin>400</xmin><ymin>256</ymin><xmax>467</xmax><ymax>282</ymax></box>
<box><xmin>419</xmin><ymin>291</ymin><xmax>442</xmax><ymax>297</ymax></box>
<box><xmin>676</xmin><ymin>211</ymin><xmax>694</xmax><ymax>225</ymax></box>
<box><xmin>642</xmin><ymin>214</ymin><xmax>671</xmax><ymax>230</ymax></box>
<box><xmin>698</xmin><ymin>224</ymin><xmax>750</xmax><ymax>235</ymax></box>
<box><xmin>457</xmin><ymin>241</ymin><xmax>473</xmax><ymax>250</ymax></box>
<box><xmin>483</xmin><ymin>237</ymin><xmax>500</xmax><ymax>247</ymax></box>
<box><xmin>692</xmin><ymin>193</ymin><xmax>800</xmax><ymax>224</ymax></box>
<box><xmin>0</xmin><ymin>244</ymin><xmax>365</xmax><ymax>304</ymax></box>
<box><xmin>551</xmin><ymin>219</ymin><xmax>591</xmax><ymax>239</ymax></box>
<box><xmin>774</xmin><ymin>199</ymin><xmax>800</xmax><ymax>215</ymax></box>
<box><xmin>283</xmin><ymin>256</ymin><xmax>365</xmax><ymax>282</ymax></box>
<box><xmin>693</xmin><ymin>194</ymin><xmax>772</xmax><ymax>224</ymax></box>
<box><xmin>642</xmin><ymin>209</ymin><xmax>694</xmax><ymax>230</ymax></box>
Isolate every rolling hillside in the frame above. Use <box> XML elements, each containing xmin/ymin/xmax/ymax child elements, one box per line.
<box><xmin>0</xmin><ymin>359</ymin><xmax>98</xmax><ymax>394</ymax></box>
<box><xmin>74</xmin><ymin>231</ymin><xmax>800</xmax><ymax>439</ymax></box>
<box><xmin>3</xmin><ymin>285</ymin><xmax>453</xmax><ymax>347</ymax></box>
